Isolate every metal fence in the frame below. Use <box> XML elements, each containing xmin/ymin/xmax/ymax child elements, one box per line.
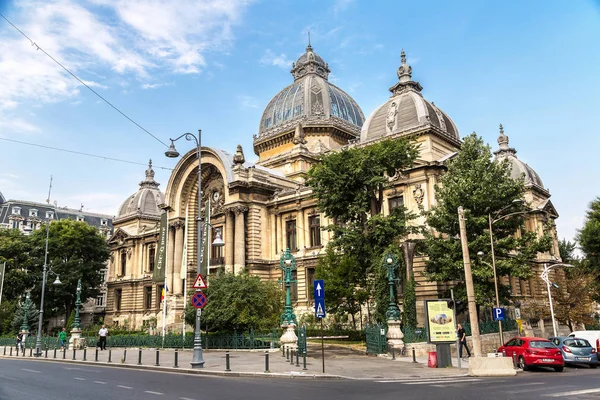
<box><xmin>0</xmin><ymin>329</ymin><xmax>280</xmax><ymax>350</ymax></box>
<box><xmin>365</xmin><ymin>324</ymin><xmax>387</xmax><ymax>355</ymax></box>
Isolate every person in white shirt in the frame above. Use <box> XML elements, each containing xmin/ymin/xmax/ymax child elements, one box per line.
<box><xmin>98</xmin><ymin>325</ymin><xmax>108</xmax><ymax>350</ymax></box>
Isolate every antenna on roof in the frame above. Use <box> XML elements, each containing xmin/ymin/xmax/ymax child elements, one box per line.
<box><xmin>45</xmin><ymin>176</ymin><xmax>53</xmax><ymax>204</ymax></box>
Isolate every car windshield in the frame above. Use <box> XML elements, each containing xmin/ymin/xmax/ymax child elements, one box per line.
<box><xmin>564</xmin><ymin>339</ymin><xmax>591</xmax><ymax>348</ymax></box>
<box><xmin>529</xmin><ymin>341</ymin><xmax>556</xmax><ymax>349</ymax></box>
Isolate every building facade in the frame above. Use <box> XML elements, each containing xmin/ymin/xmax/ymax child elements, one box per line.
<box><xmin>104</xmin><ymin>46</ymin><xmax>560</xmax><ymax>331</ymax></box>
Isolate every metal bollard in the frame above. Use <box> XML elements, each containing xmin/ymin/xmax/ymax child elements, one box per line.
<box><xmin>63</xmin><ymin>348</ymin><xmax>66</xmax><ymax>359</ymax></box>
<box><xmin>137</xmin><ymin>349</ymin><xmax>142</xmax><ymax>365</ymax></box>
<box><xmin>123</xmin><ymin>349</ymin><xmax>127</xmax><ymax>363</ymax></box>
<box><xmin>412</xmin><ymin>347</ymin><xmax>417</xmax><ymax>363</ymax></box>
<box><xmin>264</xmin><ymin>351</ymin><xmax>270</xmax><ymax>373</ymax></box>
<box><xmin>3</xmin><ymin>346</ymin><xmax>5</xmax><ymax>355</ymax></box>
<box><xmin>54</xmin><ymin>347</ymin><xmax>57</xmax><ymax>359</ymax></box>
<box><xmin>391</xmin><ymin>347</ymin><xmax>396</xmax><ymax>360</ymax></box>
<box><xmin>45</xmin><ymin>347</ymin><xmax>48</xmax><ymax>358</ymax></box>
<box><xmin>512</xmin><ymin>352</ymin><xmax>518</xmax><ymax>369</ymax></box>
<box><xmin>303</xmin><ymin>351</ymin><xmax>307</xmax><ymax>371</ymax></box>
<box><xmin>296</xmin><ymin>350</ymin><xmax>300</xmax><ymax>367</ymax></box>
<box><xmin>72</xmin><ymin>348</ymin><xmax>76</xmax><ymax>360</ymax></box>
<box><xmin>281</xmin><ymin>346</ymin><xmax>285</xmax><ymax>357</ymax></box>
<box><xmin>108</xmin><ymin>349</ymin><xmax>112</xmax><ymax>363</ymax></box>
<box><xmin>286</xmin><ymin>346</ymin><xmax>290</xmax><ymax>361</ymax></box>
<box><xmin>83</xmin><ymin>347</ymin><xmax>87</xmax><ymax>361</ymax></box>
<box><xmin>95</xmin><ymin>348</ymin><xmax>98</xmax><ymax>362</ymax></box>
<box><xmin>9</xmin><ymin>347</ymin><xmax>12</xmax><ymax>356</ymax></box>
<box><xmin>155</xmin><ymin>349</ymin><xmax>160</xmax><ymax>366</ymax></box>
<box><xmin>290</xmin><ymin>350</ymin><xmax>294</xmax><ymax>365</ymax></box>
<box><xmin>225</xmin><ymin>351</ymin><xmax>231</xmax><ymax>372</ymax></box>
<box><xmin>29</xmin><ymin>347</ymin><xmax>33</xmax><ymax>357</ymax></box>
<box><xmin>174</xmin><ymin>350</ymin><xmax>179</xmax><ymax>368</ymax></box>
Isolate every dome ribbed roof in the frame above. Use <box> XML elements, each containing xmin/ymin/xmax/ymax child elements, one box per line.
<box><xmin>256</xmin><ymin>44</ymin><xmax>364</xmax><ymax>140</ymax></box>
<box><xmin>360</xmin><ymin>51</ymin><xmax>459</xmax><ymax>143</ymax></box>
<box><xmin>117</xmin><ymin>160</ymin><xmax>165</xmax><ymax>219</ymax></box>
<box><xmin>494</xmin><ymin>124</ymin><xmax>545</xmax><ymax>190</ymax></box>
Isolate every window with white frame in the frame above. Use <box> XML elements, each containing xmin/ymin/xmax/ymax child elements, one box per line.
<box><xmin>76</xmin><ymin>215</ymin><xmax>85</xmax><ymax>222</ymax></box>
<box><xmin>96</xmin><ymin>295</ymin><xmax>105</xmax><ymax>307</ymax></box>
<box><xmin>12</xmin><ymin>207</ymin><xmax>21</xmax><ymax>215</ymax></box>
<box><xmin>29</xmin><ymin>209</ymin><xmax>38</xmax><ymax>217</ymax></box>
<box><xmin>46</xmin><ymin>211</ymin><xmax>54</xmax><ymax>219</ymax></box>
<box><xmin>101</xmin><ymin>219</ymin><xmax>108</xmax><ymax>226</ymax></box>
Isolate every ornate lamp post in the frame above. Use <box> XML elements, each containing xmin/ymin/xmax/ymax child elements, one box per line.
<box><xmin>279</xmin><ymin>248</ymin><xmax>298</xmax><ymax>349</ymax></box>
<box><xmin>69</xmin><ymin>279</ymin><xmax>84</xmax><ymax>349</ymax></box>
<box><xmin>20</xmin><ymin>291</ymin><xmax>32</xmax><ymax>337</ymax></box>
<box><xmin>384</xmin><ymin>253</ymin><xmax>404</xmax><ymax>349</ymax></box>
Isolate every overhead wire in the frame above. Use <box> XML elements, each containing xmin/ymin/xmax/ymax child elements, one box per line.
<box><xmin>0</xmin><ymin>13</ymin><xmax>169</xmax><ymax>148</ymax></box>
<box><xmin>0</xmin><ymin>137</ymin><xmax>173</xmax><ymax>170</ymax></box>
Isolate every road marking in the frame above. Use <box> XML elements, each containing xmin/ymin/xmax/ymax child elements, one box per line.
<box><xmin>179</xmin><ymin>397</ymin><xmax>196</xmax><ymax>400</ymax></box>
<box><xmin>543</xmin><ymin>388</ymin><xmax>600</xmax><ymax>397</ymax></box>
<box><xmin>145</xmin><ymin>391</ymin><xmax>164</xmax><ymax>395</ymax></box>
<box><xmin>1</xmin><ymin>376</ymin><xmax>16</xmax><ymax>381</ymax></box>
<box><xmin>21</xmin><ymin>368</ymin><xmax>40</xmax><ymax>373</ymax></box>
<box><xmin>93</xmin><ymin>381</ymin><xmax>107</xmax><ymax>385</ymax></box>
<box><xmin>74</xmin><ymin>377</ymin><xmax>86</xmax><ymax>381</ymax></box>
<box><xmin>397</xmin><ymin>378</ymin><xmax>482</xmax><ymax>385</ymax></box>
<box><xmin>483</xmin><ymin>382</ymin><xmax>544</xmax><ymax>390</ymax></box>
<box><xmin>117</xmin><ymin>385</ymin><xmax>133</xmax><ymax>389</ymax></box>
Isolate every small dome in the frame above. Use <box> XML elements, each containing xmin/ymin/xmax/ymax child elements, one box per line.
<box><xmin>256</xmin><ymin>44</ymin><xmax>364</xmax><ymax>140</ymax></box>
<box><xmin>117</xmin><ymin>160</ymin><xmax>165</xmax><ymax>219</ymax></box>
<box><xmin>360</xmin><ymin>51</ymin><xmax>459</xmax><ymax>143</ymax></box>
<box><xmin>494</xmin><ymin>124</ymin><xmax>545</xmax><ymax>189</ymax></box>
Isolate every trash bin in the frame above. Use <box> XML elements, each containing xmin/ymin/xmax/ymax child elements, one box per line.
<box><xmin>428</xmin><ymin>351</ymin><xmax>437</xmax><ymax>368</ymax></box>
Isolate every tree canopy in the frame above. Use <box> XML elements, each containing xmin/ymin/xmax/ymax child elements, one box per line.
<box><xmin>306</xmin><ymin>138</ymin><xmax>419</xmax><ymax>324</ymax></box>
<box><xmin>423</xmin><ymin>133</ymin><xmax>552</xmax><ymax>307</ymax></box>
<box><xmin>577</xmin><ymin>197</ymin><xmax>600</xmax><ymax>270</ymax></box>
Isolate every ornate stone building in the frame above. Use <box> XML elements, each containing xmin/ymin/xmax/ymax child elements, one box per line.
<box><xmin>104</xmin><ymin>46</ymin><xmax>560</xmax><ymax>330</ymax></box>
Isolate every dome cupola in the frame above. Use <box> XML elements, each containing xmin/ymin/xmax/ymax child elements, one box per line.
<box><xmin>360</xmin><ymin>50</ymin><xmax>459</xmax><ymax>144</ymax></box>
<box><xmin>116</xmin><ymin>160</ymin><xmax>165</xmax><ymax>221</ymax></box>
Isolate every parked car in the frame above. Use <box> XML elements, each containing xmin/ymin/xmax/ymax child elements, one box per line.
<box><xmin>498</xmin><ymin>337</ymin><xmax>564</xmax><ymax>372</ymax></box>
<box><xmin>549</xmin><ymin>336</ymin><xmax>598</xmax><ymax>368</ymax></box>
<box><xmin>568</xmin><ymin>331</ymin><xmax>600</xmax><ymax>355</ymax></box>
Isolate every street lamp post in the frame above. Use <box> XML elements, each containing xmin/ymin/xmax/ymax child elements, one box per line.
<box><xmin>384</xmin><ymin>253</ymin><xmax>404</xmax><ymax>350</ymax></box>
<box><xmin>541</xmin><ymin>262</ymin><xmax>573</xmax><ymax>337</ymax></box>
<box><xmin>166</xmin><ymin>130</ymin><xmax>224</xmax><ymax>369</ymax></box>
<box><xmin>278</xmin><ymin>248</ymin><xmax>298</xmax><ymax>349</ymax></box>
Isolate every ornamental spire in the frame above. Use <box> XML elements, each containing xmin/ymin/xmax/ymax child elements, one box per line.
<box><xmin>494</xmin><ymin>123</ymin><xmax>516</xmax><ymax>156</ymax></box>
<box><xmin>389</xmin><ymin>49</ymin><xmax>422</xmax><ymax>95</ymax></box>
<box><xmin>140</xmin><ymin>159</ymin><xmax>160</xmax><ymax>188</ymax></box>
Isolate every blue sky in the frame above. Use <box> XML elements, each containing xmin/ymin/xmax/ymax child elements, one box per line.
<box><xmin>0</xmin><ymin>0</ymin><xmax>598</xmax><ymax>245</ymax></box>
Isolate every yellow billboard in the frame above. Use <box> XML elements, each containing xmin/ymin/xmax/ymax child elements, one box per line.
<box><xmin>425</xmin><ymin>300</ymin><xmax>456</xmax><ymax>344</ymax></box>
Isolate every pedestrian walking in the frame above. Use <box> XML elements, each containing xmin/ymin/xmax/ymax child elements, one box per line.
<box><xmin>98</xmin><ymin>325</ymin><xmax>108</xmax><ymax>350</ymax></box>
<box><xmin>457</xmin><ymin>323</ymin><xmax>471</xmax><ymax>359</ymax></box>
<box><xmin>58</xmin><ymin>328</ymin><xmax>67</xmax><ymax>350</ymax></box>
<box><xmin>16</xmin><ymin>331</ymin><xmax>23</xmax><ymax>352</ymax></box>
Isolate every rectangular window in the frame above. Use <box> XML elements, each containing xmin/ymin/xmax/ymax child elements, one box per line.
<box><xmin>307</xmin><ymin>268</ymin><xmax>315</xmax><ymax>299</ymax></box>
<box><xmin>148</xmin><ymin>247</ymin><xmax>155</xmax><ymax>272</ymax></box>
<box><xmin>46</xmin><ymin>211</ymin><xmax>54</xmax><ymax>220</ymax></box>
<box><xmin>115</xmin><ymin>289</ymin><xmax>122</xmax><ymax>311</ymax></box>
<box><xmin>309</xmin><ymin>215</ymin><xmax>321</xmax><ymax>247</ymax></box>
<box><xmin>76</xmin><ymin>216</ymin><xmax>85</xmax><ymax>222</ymax></box>
<box><xmin>120</xmin><ymin>252</ymin><xmax>127</xmax><ymax>276</ymax></box>
<box><xmin>144</xmin><ymin>286</ymin><xmax>152</xmax><ymax>309</ymax></box>
<box><xmin>286</xmin><ymin>220</ymin><xmax>297</xmax><ymax>251</ymax></box>
<box><xmin>12</xmin><ymin>207</ymin><xmax>20</xmax><ymax>215</ymax></box>
<box><xmin>96</xmin><ymin>295</ymin><xmax>105</xmax><ymax>307</ymax></box>
<box><xmin>12</xmin><ymin>220</ymin><xmax>18</xmax><ymax>229</ymax></box>
<box><xmin>100</xmin><ymin>219</ymin><xmax>107</xmax><ymax>226</ymax></box>
<box><xmin>29</xmin><ymin>209</ymin><xmax>38</xmax><ymax>217</ymax></box>
<box><xmin>389</xmin><ymin>195</ymin><xmax>404</xmax><ymax>211</ymax></box>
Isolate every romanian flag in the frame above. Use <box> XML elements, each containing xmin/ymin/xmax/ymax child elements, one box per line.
<box><xmin>161</xmin><ymin>284</ymin><xmax>168</xmax><ymax>301</ymax></box>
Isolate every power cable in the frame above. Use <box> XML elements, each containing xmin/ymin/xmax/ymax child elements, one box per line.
<box><xmin>0</xmin><ymin>137</ymin><xmax>173</xmax><ymax>170</ymax></box>
<box><xmin>0</xmin><ymin>13</ymin><xmax>168</xmax><ymax>148</ymax></box>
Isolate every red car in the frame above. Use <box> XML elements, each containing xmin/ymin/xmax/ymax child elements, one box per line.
<box><xmin>498</xmin><ymin>337</ymin><xmax>564</xmax><ymax>372</ymax></box>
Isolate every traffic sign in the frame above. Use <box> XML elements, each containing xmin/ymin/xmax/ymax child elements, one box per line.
<box><xmin>493</xmin><ymin>307</ymin><xmax>505</xmax><ymax>321</ymax></box>
<box><xmin>192</xmin><ymin>291</ymin><xmax>207</xmax><ymax>309</ymax></box>
<box><xmin>514</xmin><ymin>307</ymin><xmax>521</xmax><ymax>320</ymax></box>
<box><xmin>192</xmin><ymin>274</ymin><xmax>207</xmax><ymax>289</ymax></box>
<box><xmin>315</xmin><ymin>298</ymin><xmax>326</xmax><ymax>319</ymax></box>
<box><xmin>314</xmin><ymin>280</ymin><xmax>325</xmax><ymax>300</ymax></box>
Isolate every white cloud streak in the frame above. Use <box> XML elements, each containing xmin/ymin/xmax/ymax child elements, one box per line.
<box><xmin>260</xmin><ymin>49</ymin><xmax>293</xmax><ymax>69</ymax></box>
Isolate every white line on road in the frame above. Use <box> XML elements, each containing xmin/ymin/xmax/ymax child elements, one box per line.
<box><xmin>21</xmin><ymin>368</ymin><xmax>40</xmax><ymax>373</ymax></box>
<box><xmin>144</xmin><ymin>391</ymin><xmax>164</xmax><ymax>395</ymax></box>
<box><xmin>394</xmin><ymin>378</ymin><xmax>482</xmax><ymax>385</ymax></box>
<box><xmin>93</xmin><ymin>381</ymin><xmax>107</xmax><ymax>385</ymax></box>
<box><xmin>179</xmin><ymin>397</ymin><xmax>196</xmax><ymax>400</ymax></box>
<box><xmin>74</xmin><ymin>377</ymin><xmax>86</xmax><ymax>381</ymax></box>
<box><xmin>543</xmin><ymin>388</ymin><xmax>600</xmax><ymax>397</ymax></box>
<box><xmin>117</xmin><ymin>385</ymin><xmax>133</xmax><ymax>389</ymax></box>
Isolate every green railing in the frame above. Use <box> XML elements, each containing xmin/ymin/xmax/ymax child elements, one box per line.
<box><xmin>463</xmin><ymin>319</ymin><xmax>517</xmax><ymax>336</ymax></box>
<box><xmin>403</xmin><ymin>327</ymin><xmax>428</xmax><ymax>343</ymax></box>
<box><xmin>365</xmin><ymin>324</ymin><xmax>387</xmax><ymax>354</ymax></box>
<box><xmin>0</xmin><ymin>330</ymin><xmax>280</xmax><ymax>350</ymax></box>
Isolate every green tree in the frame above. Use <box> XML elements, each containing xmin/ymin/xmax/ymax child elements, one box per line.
<box><xmin>0</xmin><ymin>229</ymin><xmax>36</xmax><ymax>301</ymax></box>
<box><xmin>185</xmin><ymin>272</ymin><xmax>283</xmax><ymax>332</ymax></box>
<box><xmin>577</xmin><ymin>197</ymin><xmax>600</xmax><ymax>270</ymax></box>
<box><xmin>423</xmin><ymin>133</ymin><xmax>552</xmax><ymax>307</ymax></box>
<box><xmin>553</xmin><ymin>268</ymin><xmax>597</xmax><ymax>331</ymax></box>
<box><xmin>307</xmin><ymin>138</ymin><xmax>419</xmax><ymax>324</ymax></box>
<box><xmin>27</xmin><ymin>219</ymin><xmax>110</xmax><ymax>320</ymax></box>
<box><xmin>0</xmin><ymin>300</ymin><xmax>17</xmax><ymax>335</ymax></box>
<box><xmin>11</xmin><ymin>297</ymin><xmax>40</xmax><ymax>332</ymax></box>
<box><xmin>558</xmin><ymin>239</ymin><xmax>577</xmax><ymax>264</ymax></box>
<box><xmin>402</xmin><ymin>273</ymin><xmax>418</xmax><ymax>329</ymax></box>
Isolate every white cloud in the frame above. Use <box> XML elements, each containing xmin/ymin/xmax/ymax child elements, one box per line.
<box><xmin>238</xmin><ymin>95</ymin><xmax>259</xmax><ymax>110</ymax></box>
<box><xmin>0</xmin><ymin>0</ymin><xmax>251</xmax><ymax>116</ymax></box>
<box><xmin>141</xmin><ymin>83</ymin><xmax>166</xmax><ymax>90</ymax></box>
<box><xmin>332</xmin><ymin>0</ymin><xmax>354</xmax><ymax>15</ymax></box>
<box><xmin>260</xmin><ymin>49</ymin><xmax>293</xmax><ymax>69</ymax></box>
<box><xmin>0</xmin><ymin>114</ymin><xmax>41</xmax><ymax>134</ymax></box>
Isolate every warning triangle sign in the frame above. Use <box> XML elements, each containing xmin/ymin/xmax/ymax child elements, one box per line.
<box><xmin>192</xmin><ymin>274</ymin><xmax>207</xmax><ymax>289</ymax></box>
<box><xmin>316</xmin><ymin>303</ymin><xmax>324</xmax><ymax>316</ymax></box>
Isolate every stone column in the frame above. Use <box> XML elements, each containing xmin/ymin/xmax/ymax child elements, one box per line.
<box><xmin>233</xmin><ymin>207</ymin><xmax>247</xmax><ymax>274</ymax></box>
<box><xmin>167</xmin><ymin>225</ymin><xmax>175</xmax><ymax>293</ymax></box>
<box><xmin>278</xmin><ymin>213</ymin><xmax>284</xmax><ymax>252</ymax></box>
<box><xmin>225</xmin><ymin>210</ymin><xmax>234</xmax><ymax>273</ymax></box>
<box><xmin>173</xmin><ymin>223</ymin><xmax>184</xmax><ymax>295</ymax></box>
<box><xmin>297</xmin><ymin>208</ymin><xmax>305</xmax><ymax>250</ymax></box>
<box><xmin>271</xmin><ymin>213</ymin><xmax>277</xmax><ymax>258</ymax></box>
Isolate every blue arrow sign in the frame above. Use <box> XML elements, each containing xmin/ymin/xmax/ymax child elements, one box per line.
<box><xmin>315</xmin><ymin>298</ymin><xmax>326</xmax><ymax>319</ymax></box>
<box><xmin>314</xmin><ymin>280</ymin><xmax>325</xmax><ymax>300</ymax></box>
<box><xmin>493</xmin><ymin>307</ymin><xmax>505</xmax><ymax>321</ymax></box>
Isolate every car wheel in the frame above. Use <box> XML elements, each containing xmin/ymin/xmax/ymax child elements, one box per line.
<box><xmin>554</xmin><ymin>367</ymin><xmax>564</xmax><ymax>372</ymax></box>
<box><xmin>590</xmin><ymin>364</ymin><xmax>598</xmax><ymax>369</ymax></box>
<box><xmin>518</xmin><ymin>356</ymin><xmax>529</xmax><ymax>371</ymax></box>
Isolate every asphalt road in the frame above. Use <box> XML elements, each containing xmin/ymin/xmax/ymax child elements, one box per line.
<box><xmin>1</xmin><ymin>358</ymin><xmax>600</xmax><ymax>400</ymax></box>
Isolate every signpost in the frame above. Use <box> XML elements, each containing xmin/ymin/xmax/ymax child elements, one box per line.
<box><xmin>314</xmin><ymin>280</ymin><xmax>326</xmax><ymax>373</ymax></box>
<box><xmin>192</xmin><ymin>274</ymin><xmax>207</xmax><ymax>289</ymax></box>
<box><xmin>493</xmin><ymin>307</ymin><xmax>505</xmax><ymax>322</ymax></box>
<box><xmin>192</xmin><ymin>292</ymin><xmax>207</xmax><ymax>309</ymax></box>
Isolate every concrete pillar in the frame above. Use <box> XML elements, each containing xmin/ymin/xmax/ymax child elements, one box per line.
<box><xmin>173</xmin><ymin>224</ymin><xmax>184</xmax><ymax>295</ymax></box>
<box><xmin>225</xmin><ymin>210</ymin><xmax>234</xmax><ymax>273</ymax></box>
<box><xmin>297</xmin><ymin>209</ymin><xmax>305</xmax><ymax>250</ymax></box>
<box><xmin>234</xmin><ymin>206</ymin><xmax>247</xmax><ymax>274</ymax></box>
<box><xmin>167</xmin><ymin>226</ymin><xmax>175</xmax><ymax>293</ymax></box>
<box><xmin>278</xmin><ymin>213</ymin><xmax>284</xmax><ymax>252</ymax></box>
<box><xmin>271</xmin><ymin>213</ymin><xmax>277</xmax><ymax>258</ymax></box>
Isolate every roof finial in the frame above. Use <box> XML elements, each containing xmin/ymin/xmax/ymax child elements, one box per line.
<box><xmin>401</xmin><ymin>49</ymin><xmax>407</xmax><ymax>65</ymax></box>
<box><xmin>499</xmin><ymin>123</ymin><xmax>504</xmax><ymax>135</ymax></box>
<box><xmin>496</xmin><ymin>123</ymin><xmax>514</xmax><ymax>154</ymax></box>
<box><xmin>140</xmin><ymin>159</ymin><xmax>159</xmax><ymax>188</ymax></box>
<box><xmin>397</xmin><ymin>49</ymin><xmax>412</xmax><ymax>83</ymax></box>
<box><xmin>307</xmin><ymin>31</ymin><xmax>312</xmax><ymax>50</ymax></box>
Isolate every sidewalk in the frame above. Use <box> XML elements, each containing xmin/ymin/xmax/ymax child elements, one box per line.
<box><xmin>0</xmin><ymin>343</ymin><xmax>469</xmax><ymax>380</ymax></box>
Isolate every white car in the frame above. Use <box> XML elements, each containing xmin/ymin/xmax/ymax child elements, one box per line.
<box><xmin>568</xmin><ymin>331</ymin><xmax>600</xmax><ymax>356</ymax></box>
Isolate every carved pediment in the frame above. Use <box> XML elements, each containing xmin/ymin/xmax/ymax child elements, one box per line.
<box><xmin>108</xmin><ymin>228</ymin><xmax>130</xmax><ymax>244</ymax></box>
<box><xmin>539</xmin><ymin>199</ymin><xmax>559</xmax><ymax>219</ymax></box>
